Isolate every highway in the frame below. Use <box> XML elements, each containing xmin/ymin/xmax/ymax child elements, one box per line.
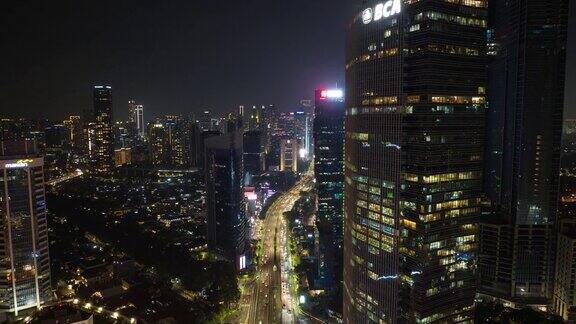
<box><xmin>46</xmin><ymin>169</ymin><xmax>83</xmax><ymax>186</ymax></box>
<box><xmin>236</xmin><ymin>172</ymin><xmax>313</xmax><ymax>324</ymax></box>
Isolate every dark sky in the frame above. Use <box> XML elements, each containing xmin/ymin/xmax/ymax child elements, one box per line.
<box><xmin>0</xmin><ymin>1</ymin><xmax>575</xmax><ymax>121</ymax></box>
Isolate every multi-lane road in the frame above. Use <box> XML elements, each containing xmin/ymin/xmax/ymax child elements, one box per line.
<box><xmin>232</xmin><ymin>172</ymin><xmax>313</xmax><ymax>324</ymax></box>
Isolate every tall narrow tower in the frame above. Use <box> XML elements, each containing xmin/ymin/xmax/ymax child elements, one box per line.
<box><xmin>89</xmin><ymin>86</ymin><xmax>114</xmax><ymax>174</ymax></box>
<box><xmin>205</xmin><ymin>131</ymin><xmax>250</xmax><ymax>271</ymax></box>
<box><xmin>313</xmin><ymin>88</ymin><xmax>345</xmax><ymax>288</ymax></box>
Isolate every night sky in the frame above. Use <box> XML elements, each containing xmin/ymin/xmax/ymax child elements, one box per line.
<box><xmin>0</xmin><ymin>1</ymin><xmax>575</xmax><ymax>121</ymax></box>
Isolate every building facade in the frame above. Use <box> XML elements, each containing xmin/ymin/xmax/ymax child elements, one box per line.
<box><xmin>0</xmin><ymin>142</ymin><xmax>51</xmax><ymax>318</ymax></box>
<box><xmin>313</xmin><ymin>88</ymin><xmax>345</xmax><ymax>288</ymax></box>
<box><xmin>205</xmin><ymin>132</ymin><xmax>250</xmax><ymax>271</ymax></box>
<box><xmin>343</xmin><ymin>1</ymin><xmax>487</xmax><ymax>322</ymax></box>
<box><xmin>479</xmin><ymin>0</ymin><xmax>569</xmax><ymax>310</ymax></box>
<box><xmin>552</xmin><ymin>220</ymin><xmax>576</xmax><ymax>321</ymax></box>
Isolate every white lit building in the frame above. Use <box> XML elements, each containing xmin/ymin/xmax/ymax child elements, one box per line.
<box><xmin>0</xmin><ymin>145</ymin><xmax>52</xmax><ymax>319</ymax></box>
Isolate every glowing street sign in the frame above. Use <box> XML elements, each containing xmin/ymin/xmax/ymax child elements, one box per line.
<box><xmin>362</xmin><ymin>0</ymin><xmax>401</xmax><ymax>25</ymax></box>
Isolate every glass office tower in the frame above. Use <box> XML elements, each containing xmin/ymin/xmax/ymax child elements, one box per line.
<box><xmin>314</xmin><ymin>88</ymin><xmax>345</xmax><ymax>288</ymax></box>
<box><xmin>479</xmin><ymin>0</ymin><xmax>569</xmax><ymax>311</ymax></box>
<box><xmin>343</xmin><ymin>1</ymin><xmax>487</xmax><ymax>322</ymax></box>
<box><xmin>205</xmin><ymin>131</ymin><xmax>250</xmax><ymax>271</ymax></box>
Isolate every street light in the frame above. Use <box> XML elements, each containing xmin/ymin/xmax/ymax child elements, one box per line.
<box><xmin>299</xmin><ymin>295</ymin><xmax>306</xmax><ymax>305</ymax></box>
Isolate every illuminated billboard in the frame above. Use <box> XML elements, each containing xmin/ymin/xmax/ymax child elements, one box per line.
<box><xmin>319</xmin><ymin>89</ymin><xmax>344</xmax><ymax>99</ymax></box>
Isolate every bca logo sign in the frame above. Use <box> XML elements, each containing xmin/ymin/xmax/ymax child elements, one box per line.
<box><xmin>362</xmin><ymin>0</ymin><xmax>402</xmax><ymax>24</ymax></box>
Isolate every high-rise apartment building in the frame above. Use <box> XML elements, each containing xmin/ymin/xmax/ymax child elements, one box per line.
<box><xmin>262</xmin><ymin>104</ymin><xmax>278</xmax><ymax>133</ymax></box>
<box><xmin>148</xmin><ymin>122</ymin><xmax>169</xmax><ymax>167</ymax></box>
<box><xmin>114</xmin><ymin>147</ymin><xmax>132</xmax><ymax>167</ymax></box>
<box><xmin>0</xmin><ymin>140</ymin><xmax>51</xmax><ymax>319</ymax></box>
<box><xmin>88</xmin><ymin>86</ymin><xmax>114</xmax><ymax>174</ymax></box>
<box><xmin>343</xmin><ymin>1</ymin><xmax>487</xmax><ymax>322</ymax></box>
<box><xmin>147</xmin><ymin>116</ymin><xmax>197</xmax><ymax>168</ymax></box>
<box><xmin>205</xmin><ymin>131</ymin><xmax>250</xmax><ymax>271</ymax></box>
<box><xmin>479</xmin><ymin>0</ymin><xmax>569</xmax><ymax>311</ymax></box>
<box><xmin>280</xmin><ymin>139</ymin><xmax>298</xmax><ymax>173</ymax></box>
<box><xmin>313</xmin><ymin>88</ymin><xmax>345</xmax><ymax>288</ymax></box>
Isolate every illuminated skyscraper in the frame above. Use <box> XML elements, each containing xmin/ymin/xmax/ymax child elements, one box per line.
<box><xmin>343</xmin><ymin>1</ymin><xmax>487</xmax><ymax>322</ymax></box>
<box><xmin>0</xmin><ymin>141</ymin><xmax>51</xmax><ymax>319</ymax></box>
<box><xmin>128</xmin><ymin>100</ymin><xmax>145</xmax><ymax>139</ymax></box>
<box><xmin>205</xmin><ymin>131</ymin><xmax>250</xmax><ymax>271</ymax></box>
<box><xmin>88</xmin><ymin>86</ymin><xmax>114</xmax><ymax>174</ymax></box>
<box><xmin>148</xmin><ymin>122</ymin><xmax>169</xmax><ymax>166</ymax></box>
<box><xmin>479</xmin><ymin>0</ymin><xmax>569</xmax><ymax>312</ymax></box>
<box><xmin>313</xmin><ymin>88</ymin><xmax>345</xmax><ymax>288</ymax></box>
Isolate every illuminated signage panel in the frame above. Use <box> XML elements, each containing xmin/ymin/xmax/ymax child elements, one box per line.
<box><xmin>362</xmin><ymin>0</ymin><xmax>401</xmax><ymax>25</ymax></box>
<box><xmin>3</xmin><ymin>159</ymin><xmax>35</xmax><ymax>169</ymax></box>
<box><xmin>320</xmin><ymin>89</ymin><xmax>344</xmax><ymax>99</ymax></box>
<box><xmin>5</xmin><ymin>163</ymin><xmax>27</xmax><ymax>169</ymax></box>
